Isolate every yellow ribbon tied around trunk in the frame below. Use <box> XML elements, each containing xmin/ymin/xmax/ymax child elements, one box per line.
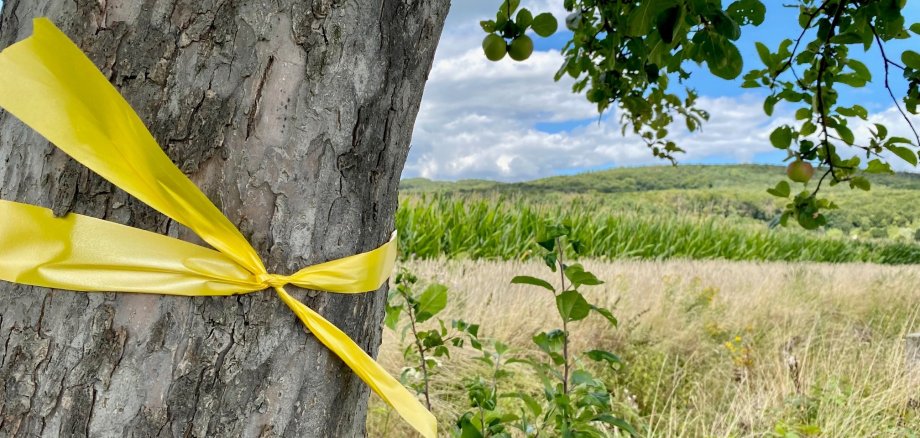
<box><xmin>0</xmin><ymin>18</ymin><xmax>435</xmax><ymax>437</ymax></box>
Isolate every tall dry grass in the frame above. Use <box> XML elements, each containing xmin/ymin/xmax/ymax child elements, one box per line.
<box><xmin>368</xmin><ymin>259</ymin><xmax>920</xmax><ymax>437</ymax></box>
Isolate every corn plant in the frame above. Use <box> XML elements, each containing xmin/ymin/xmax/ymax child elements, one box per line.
<box><xmin>396</xmin><ymin>194</ymin><xmax>920</xmax><ymax>264</ymax></box>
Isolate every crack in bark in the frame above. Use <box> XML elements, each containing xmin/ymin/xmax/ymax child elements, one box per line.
<box><xmin>85</xmin><ymin>386</ymin><xmax>97</xmax><ymax>436</ymax></box>
<box><xmin>43</xmin><ymin>374</ymin><xmax>68</xmax><ymax>433</ymax></box>
<box><xmin>212</xmin><ymin>325</ymin><xmax>236</xmax><ymax>385</ymax></box>
<box><xmin>0</xmin><ymin>325</ymin><xmax>13</xmax><ymax>369</ymax></box>
<box><xmin>105</xmin><ymin>328</ymin><xmax>128</xmax><ymax>388</ymax></box>
<box><xmin>24</xmin><ymin>329</ymin><xmax>52</xmax><ymax>430</ymax></box>
<box><xmin>246</xmin><ymin>56</ymin><xmax>274</xmax><ymax>140</ymax></box>
<box><xmin>35</xmin><ymin>292</ymin><xmax>50</xmax><ymax>336</ymax></box>
<box><xmin>182</xmin><ymin>366</ymin><xmax>209</xmax><ymax>438</ymax></box>
<box><xmin>156</xmin><ymin>405</ymin><xmax>171</xmax><ymax>436</ymax></box>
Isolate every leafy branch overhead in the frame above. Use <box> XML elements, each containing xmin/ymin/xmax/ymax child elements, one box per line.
<box><xmin>482</xmin><ymin>0</ymin><xmax>920</xmax><ymax>229</ymax></box>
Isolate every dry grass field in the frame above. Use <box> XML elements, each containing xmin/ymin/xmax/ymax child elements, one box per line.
<box><xmin>367</xmin><ymin>259</ymin><xmax>920</xmax><ymax>437</ymax></box>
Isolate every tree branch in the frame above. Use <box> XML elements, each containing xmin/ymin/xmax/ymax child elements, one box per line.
<box><xmin>813</xmin><ymin>0</ymin><xmax>847</xmax><ymax>192</ymax></box>
<box><xmin>870</xmin><ymin>22</ymin><xmax>920</xmax><ymax>146</ymax></box>
<box><xmin>772</xmin><ymin>0</ymin><xmax>834</xmax><ymax>81</ymax></box>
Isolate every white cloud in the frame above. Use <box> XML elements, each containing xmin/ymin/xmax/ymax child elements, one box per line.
<box><xmin>406</xmin><ymin>1</ymin><xmax>920</xmax><ymax>181</ymax></box>
<box><xmin>408</xmin><ymin>85</ymin><xmax>792</xmax><ymax>181</ymax></box>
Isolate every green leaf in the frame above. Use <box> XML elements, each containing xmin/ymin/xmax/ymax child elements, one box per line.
<box><xmin>516</xmin><ymin>8</ymin><xmax>533</xmax><ymax>29</ymax></box>
<box><xmin>847</xmin><ymin>59</ymin><xmax>871</xmax><ymax>81</ymax></box>
<box><xmin>563</xmin><ymin>264</ymin><xmax>603</xmax><ymax>287</ymax></box>
<box><xmin>763</xmin><ymin>95</ymin><xmax>778</xmax><ymax>116</ymax></box>
<box><xmin>710</xmin><ymin>10</ymin><xmax>741</xmax><ymax>41</ymax></box>
<box><xmin>755</xmin><ymin>42</ymin><xmax>772</xmax><ymax>68</ymax></box>
<box><xmin>911</xmin><ymin>23</ymin><xmax>920</xmax><ymax>35</ymax></box>
<box><xmin>384</xmin><ymin>304</ymin><xmax>402</xmax><ymax>330</ymax></box>
<box><xmin>699</xmin><ymin>32</ymin><xmax>743</xmax><ymax>79</ymax></box>
<box><xmin>570</xmin><ymin>369</ymin><xmax>594</xmax><ymax>386</ymax></box>
<box><xmin>887</xmin><ymin>144</ymin><xmax>919</xmax><ymax>166</ymax></box>
<box><xmin>415</xmin><ymin>284</ymin><xmax>447</xmax><ymax>323</ymax></box>
<box><xmin>556</xmin><ymin>290</ymin><xmax>591</xmax><ymax>322</ymax></box>
<box><xmin>727</xmin><ymin>0</ymin><xmax>766</xmax><ymax>26</ymax></box>
<box><xmin>433</xmin><ymin>345</ymin><xmax>449</xmax><ymax>358</ymax></box>
<box><xmin>531</xmin><ymin>13</ymin><xmax>558</xmax><ymax>37</ymax></box>
<box><xmin>499</xmin><ymin>0</ymin><xmax>520</xmax><ymax>16</ymax></box>
<box><xmin>770</xmin><ymin>126</ymin><xmax>792</xmax><ymax>149</ymax></box>
<box><xmin>533</xmin><ymin>330</ymin><xmax>566</xmax><ymax>365</ymax></box>
<box><xmin>849</xmin><ymin>176</ymin><xmax>871</xmax><ymax>191</ymax></box>
<box><xmin>586</xmin><ymin>349</ymin><xmax>622</xmax><ymax>365</ymax></box>
<box><xmin>503</xmin><ymin>392</ymin><xmax>542</xmax><ymax>415</ymax></box>
<box><xmin>766</xmin><ymin>180</ymin><xmax>791</xmax><ymax>198</ymax></box>
<box><xmin>831</xmin><ymin>32</ymin><xmax>863</xmax><ymax>44</ymax></box>
<box><xmin>837</xmin><ymin>105</ymin><xmax>868</xmax><ymax>119</ymax></box>
<box><xmin>626</xmin><ymin>0</ymin><xmax>677</xmax><ymax>37</ymax></box>
<box><xmin>511</xmin><ymin>275</ymin><xmax>555</xmax><ymax>292</ymax></box>
<box><xmin>873</xmin><ymin>123</ymin><xmax>889</xmax><ymax>139</ymax></box>
<box><xmin>836</xmin><ymin>73</ymin><xmax>867</xmax><ymax>88</ymax></box>
<box><xmin>903</xmin><ymin>50</ymin><xmax>920</xmax><ymax>70</ymax></box>
<box><xmin>834</xmin><ymin>124</ymin><xmax>855</xmax><ymax>145</ymax></box>
<box><xmin>591</xmin><ymin>305</ymin><xmax>618</xmax><ymax>326</ymax></box>
<box><xmin>539</xmin><ymin>224</ymin><xmax>568</xmax><ymax>245</ymax></box>
<box><xmin>542</xmin><ymin>252</ymin><xmax>558</xmax><ymax>272</ymax></box>
<box><xmin>656</xmin><ymin>5</ymin><xmax>684</xmax><ymax>44</ymax></box>
<box><xmin>592</xmin><ymin>414</ymin><xmax>639</xmax><ymax>436</ymax></box>
<box><xmin>459</xmin><ymin>419</ymin><xmax>484</xmax><ymax>438</ymax></box>
<box><xmin>865</xmin><ymin>159</ymin><xmax>894</xmax><ymax>174</ymax></box>
<box><xmin>480</xmin><ymin>20</ymin><xmax>496</xmax><ymax>33</ymax></box>
<box><xmin>800</xmin><ymin>121</ymin><xmax>817</xmax><ymax>136</ymax></box>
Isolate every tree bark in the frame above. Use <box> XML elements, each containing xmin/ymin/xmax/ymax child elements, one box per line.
<box><xmin>0</xmin><ymin>0</ymin><xmax>448</xmax><ymax>436</ymax></box>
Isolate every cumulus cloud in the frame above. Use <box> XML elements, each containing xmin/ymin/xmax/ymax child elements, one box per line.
<box><xmin>405</xmin><ymin>1</ymin><xmax>920</xmax><ymax>181</ymax></box>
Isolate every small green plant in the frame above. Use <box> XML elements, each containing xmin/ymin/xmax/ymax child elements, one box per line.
<box><xmin>386</xmin><ymin>229</ymin><xmax>637</xmax><ymax>436</ymax></box>
<box><xmin>386</xmin><ymin>269</ymin><xmax>481</xmax><ymax>409</ymax></box>
<box><xmin>506</xmin><ymin>224</ymin><xmax>638</xmax><ymax>437</ymax></box>
<box><xmin>454</xmin><ymin>340</ymin><xmax>518</xmax><ymax>437</ymax></box>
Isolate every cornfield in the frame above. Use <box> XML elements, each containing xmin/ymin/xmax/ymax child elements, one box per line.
<box><xmin>396</xmin><ymin>195</ymin><xmax>920</xmax><ymax>264</ymax></box>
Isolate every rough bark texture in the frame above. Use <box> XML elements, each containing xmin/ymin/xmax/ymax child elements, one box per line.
<box><xmin>0</xmin><ymin>0</ymin><xmax>448</xmax><ymax>436</ymax></box>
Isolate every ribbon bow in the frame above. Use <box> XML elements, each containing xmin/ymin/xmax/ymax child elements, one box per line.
<box><xmin>0</xmin><ymin>18</ymin><xmax>435</xmax><ymax>437</ymax></box>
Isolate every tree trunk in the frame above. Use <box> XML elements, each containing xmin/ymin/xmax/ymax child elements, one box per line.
<box><xmin>0</xmin><ymin>0</ymin><xmax>448</xmax><ymax>436</ymax></box>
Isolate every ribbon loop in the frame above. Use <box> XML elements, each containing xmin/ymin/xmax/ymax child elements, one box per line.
<box><xmin>257</xmin><ymin>273</ymin><xmax>291</xmax><ymax>289</ymax></box>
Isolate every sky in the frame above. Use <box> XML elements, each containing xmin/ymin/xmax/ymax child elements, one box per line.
<box><xmin>1</xmin><ymin>1</ymin><xmax>916</xmax><ymax>182</ymax></box>
<box><xmin>405</xmin><ymin>1</ymin><xmax>920</xmax><ymax>182</ymax></box>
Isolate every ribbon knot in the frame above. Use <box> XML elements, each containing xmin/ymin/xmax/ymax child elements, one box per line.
<box><xmin>257</xmin><ymin>273</ymin><xmax>290</xmax><ymax>289</ymax></box>
<box><xmin>0</xmin><ymin>18</ymin><xmax>435</xmax><ymax>438</ymax></box>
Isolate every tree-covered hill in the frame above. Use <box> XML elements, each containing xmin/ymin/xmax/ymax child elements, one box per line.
<box><xmin>402</xmin><ymin>164</ymin><xmax>920</xmax><ymax>194</ymax></box>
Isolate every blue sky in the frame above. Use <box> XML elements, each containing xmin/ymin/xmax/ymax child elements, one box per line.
<box><xmin>2</xmin><ymin>1</ymin><xmax>915</xmax><ymax>181</ymax></box>
<box><xmin>404</xmin><ymin>1</ymin><xmax>920</xmax><ymax>181</ymax></box>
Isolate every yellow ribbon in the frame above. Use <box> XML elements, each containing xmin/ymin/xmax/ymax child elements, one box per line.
<box><xmin>0</xmin><ymin>18</ymin><xmax>435</xmax><ymax>438</ymax></box>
